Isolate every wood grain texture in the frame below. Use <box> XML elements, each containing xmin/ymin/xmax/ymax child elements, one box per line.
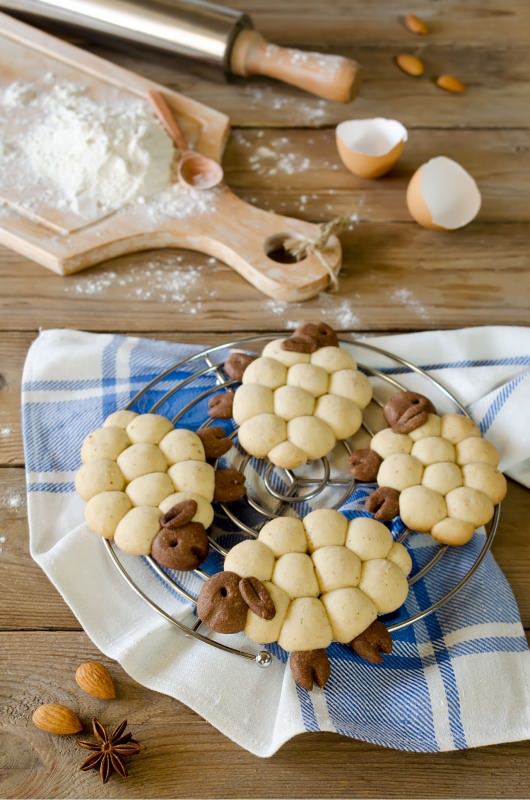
<box><xmin>1</xmin><ymin>219</ymin><xmax>528</xmax><ymax>332</ymax></box>
<box><xmin>225</xmin><ymin>0</ymin><xmax>530</xmax><ymax>47</ymax></box>
<box><xmin>0</xmin><ymin>0</ymin><xmax>529</xmax><ymax>796</ymax></box>
<box><xmin>0</xmin><ymin>631</ymin><xmax>529</xmax><ymax>799</ymax></box>
<box><xmin>1</xmin><ymin>121</ymin><xmax>529</xmax><ymax>330</ymax></box>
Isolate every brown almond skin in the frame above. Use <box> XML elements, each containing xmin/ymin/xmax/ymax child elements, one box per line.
<box><xmin>396</xmin><ymin>54</ymin><xmax>425</xmax><ymax>77</ymax></box>
<box><xmin>436</xmin><ymin>74</ymin><xmax>466</xmax><ymax>93</ymax></box>
<box><xmin>404</xmin><ymin>14</ymin><xmax>429</xmax><ymax>35</ymax></box>
<box><xmin>32</xmin><ymin>703</ymin><xmax>83</xmax><ymax>735</ymax></box>
<box><xmin>75</xmin><ymin>661</ymin><xmax>116</xmax><ymax>700</ymax></box>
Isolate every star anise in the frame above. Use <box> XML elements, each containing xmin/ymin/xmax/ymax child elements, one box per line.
<box><xmin>78</xmin><ymin>718</ymin><xmax>141</xmax><ymax>783</ymax></box>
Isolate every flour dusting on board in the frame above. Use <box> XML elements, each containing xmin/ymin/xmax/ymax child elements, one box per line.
<box><xmin>0</xmin><ymin>79</ymin><xmax>173</xmax><ymax>218</ymax></box>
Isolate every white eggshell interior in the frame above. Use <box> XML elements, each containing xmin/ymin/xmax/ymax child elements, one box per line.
<box><xmin>336</xmin><ymin>118</ymin><xmax>408</xmax><ymax>156</ymax></box>
<box><xmin>420</xmin><ymin>156</ymin><xmax>481</xmax><ymax>229</ymax></box>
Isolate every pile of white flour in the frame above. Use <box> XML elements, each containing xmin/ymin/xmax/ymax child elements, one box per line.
<box><xmin>0</xmin><ymin>78</ymin><xmax>174</xmax><ymax>218</ymax></box>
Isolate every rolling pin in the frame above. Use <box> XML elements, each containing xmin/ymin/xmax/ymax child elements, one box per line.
<box><xmin>0</xmin><ymin>0</ymin><xmax>361</xmax><ymax>102</ymax></box>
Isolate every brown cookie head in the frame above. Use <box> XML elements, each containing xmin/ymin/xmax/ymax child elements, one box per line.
<box><xmin>197</xmin><ymin>571</ymin><xmax>248</xmax><ymax>633</ymax></box>
<box><xmin>282</xmin><ymin>322</ymin><xmax>338</xmax><ymax>353</ymax></box>
<box><xmin>151</xmin><ymin>522</ymin><xmax>209</xmax><ymax>571</ymax></box>
<box><xmin>214</xmin><ymin>468</ymin><xmax>246</xmax><ymax>502</ymax></box>
<box><xmin>223</xmin><ymin>351</ymin><xmax>256</xmax><ymax>382</ymax></box>
<box><xmin>239</xmin><ymin>577</ymin><xmax>275</xmax><ymax>620</ymax></box>
<box><xmin>290</xmin><ymin>649</ymin><xmax>330</xmax><ymax>691</ymax></box>
<box><xmin>383</xmin><ymin>391</ymin><xmax>435</xmax><ymax>434</ymax></box>
<box><xmin>282</xmin><ymin>334</ymin><xmax>318</xmax><ymax>354</ymax></box>
<box><xmin>349</xmin><ymin>449</ymin><xmax>382</xmax><ymax>482</ymax></box>
<box><xmin>297</xmin><ymin>322</ymin><xmax>338</xmax><ymax>348</ymax></box>
<box><xmin>159</xmin><ymin>500</ymin><xmax>197</xmax><ymax>530</ymax></box>
<box><xmin>197</xmin><ymin>427</ymin><xmax>232</xmax><ymax>460</ymax></box>
<box><xmin>208</xmin><ymin>391</ymin><xmax>234</xmax><ymax>420</ymax></box>
<box><xmin>351</xmin><ymin>620</ymin><xmax>392</xmax><ymax>663</ymax></box>
<box><xmin>365</xmin><ymin>486</ymin><xmax>400</xmax><ymax>520</ymax></box>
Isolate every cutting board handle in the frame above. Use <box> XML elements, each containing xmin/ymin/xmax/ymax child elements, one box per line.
<box><xmin>162</xmin><ymin>188</ymin><xmax>342</xmax><ymax>301</ymax></box>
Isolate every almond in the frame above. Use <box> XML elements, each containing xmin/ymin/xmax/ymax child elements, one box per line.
<box><xmin>404</xmin><ymin>14</ymin><xmax>429</xmax><ymax>35</ymax></box>
<box><xmin>436</xmin><ymin>74</ymin><xmax>466</xmax><ymax>93</ymax></box>
<box><xmin>75</xmin><ymin>661</ymin><xmax>116</xmax><ymax>700</ymax></box>
<box><xmin>32</xmin><ymin>703</ymin><xmax>83</xmax><ymax>735</ymax></box>
<box><xmin>395</xmin><ymin>54</ymin><xmax>425</xmax><ymax>77</ymax></box>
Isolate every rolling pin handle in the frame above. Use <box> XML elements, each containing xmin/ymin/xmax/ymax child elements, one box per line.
<box><xmin>230</xmin><ymin>30</ymin><xmax>362</xmax><ymax>103</ymax></box>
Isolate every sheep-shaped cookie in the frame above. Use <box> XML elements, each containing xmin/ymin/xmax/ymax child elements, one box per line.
<box><xmin>197</xmin><ymin>509</ymin><xmax>411</xmax><ymax>689</ymax></box>
<box><xmin>349</xmin><ymin>391</ymin><xmax>507</xmax><ymax>546</ymax></box>
<box><xmin>75</xmin><ymin>410</ymin><xmax>245</xmax><ymax>569</ymax></box>
<box><xmin>224</xmin><ymin>323</ymin><xmax>373</xmax><ymax>470</ymax></box>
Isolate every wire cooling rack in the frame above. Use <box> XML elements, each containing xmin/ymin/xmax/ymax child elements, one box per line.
<box><xmin>103</xmin><ymin>334</ymin><xmax>501</xmax><ymax>668</ymax></box>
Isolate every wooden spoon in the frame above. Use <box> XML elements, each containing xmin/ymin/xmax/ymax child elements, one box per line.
<box><xmin>147</xmin><ymin>90</ymin><xmax>224</xmax><ymax>191</ymax></box>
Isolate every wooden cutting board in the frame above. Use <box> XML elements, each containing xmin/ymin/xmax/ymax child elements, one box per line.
<box><xmin>0</xmin><ymin>12</ymin><xmax>341</xmax><ymax>301</ymax></box>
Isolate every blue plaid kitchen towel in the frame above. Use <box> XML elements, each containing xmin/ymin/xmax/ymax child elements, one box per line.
<box><xmin>22</xmin><ymin>326</ymin><xmax>530</xmax><ymax>756</ymax></box>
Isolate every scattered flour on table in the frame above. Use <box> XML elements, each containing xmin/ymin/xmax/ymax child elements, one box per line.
<box><xmin>65</xmin><ymin>256</ymin><xmax>218</xmax><ymax>312</ymax></box>
<box><xmin>0</xmin><ymin>426</ymin><xmax>12</xmax><ymax>437</ymax></box>
<box><xmin>0</xmin><ymin>535</ymin><xmax>5</xmax><ymax>553</ymax></box>
<box><xmin>0</xmin><ymin>78</ymin><xmax>174</xmax><ymax>218</ymax></box>
<box><xmin>391</xmin><ymin>288</ymin><xmax>430</xmax><ymax>321</ymax></box>
<box><xmin>242</xmin><ymin>84</ymin><xmax>329</xmax><ymax>122</ymax></box>
<box><xmin>249</xmin><ymin>143</ymin><xmax>311</xmax><ymax>177</ymax></box>
<box><xmin>263</xmin><ymin>294</ymin><xmax>361</xmax><ymax>329</ymax></box>
<box><xmin>0</xmin><ymin>486</ymin><xmax>25</xmax><ymax>510</ymax></box>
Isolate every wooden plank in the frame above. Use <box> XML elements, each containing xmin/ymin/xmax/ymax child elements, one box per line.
<box><xmin>1</xmin><ymin>125</ymin><xmax>528</xmax><ymax>332</ymax></box>
<box><xmin>0</xmin><ymin>333</ymin><xmax>24</xmax><ymax>467</ymax></box>
<box><xmin>225</xmin><ymin>0</ymin><xmax>530</xmax><ymax>47</ymax></box>
<box><xmin>79</xmin><ymin>42</ymin><xmax>530</xmax><ymax>128</ymax></box>
<box><xmin>2</xmin><ymin>466</ymin><xmax>529</xmax><ymax>630</ymax></box>
<box><xmin>225</xmin><ymin>128</ymin><xmax>530</xmax><ymax>223</ymax></box>
<box><xmin>0</xmin><ymin>219</ymin><xmax>528</xmax><ymax>332</ymax></box>
<box><xmin>1</xmin><ymin>630</ymin><xmax>529</xmax><ymax>799</ymax></box>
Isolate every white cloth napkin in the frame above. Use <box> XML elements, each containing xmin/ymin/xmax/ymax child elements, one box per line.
<box><xmin>22</xmin><ymin>326</ymin><xmax>530</xmax><ymax>756</ymax></box>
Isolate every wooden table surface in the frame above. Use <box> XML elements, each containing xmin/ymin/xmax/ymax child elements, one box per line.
<box><xmin>1</xmin><ymin>1</ymin><xmax>529</xmax><ymax>797</ymax></box>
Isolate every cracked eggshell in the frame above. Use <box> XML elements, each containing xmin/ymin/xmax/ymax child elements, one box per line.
<box><xmin>336</xmin><ymin>118</ymin><xmax>407</xmax><ymax>179</ymax></box>
<box><xmin>407</xmin><ymin>156</ymin><xmax>481</xmax><ymax>231</ymax></box>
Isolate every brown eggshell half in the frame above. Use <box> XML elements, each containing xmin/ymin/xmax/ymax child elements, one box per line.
<box><xmin>336</xmin><ymin>118</ymin><xmax>407</xmax><ymax>179</ymax></box>
<box><xmin>406</xmin><ymin>168</ymin><xmax>446</xmax><ymax>231</ymax></box>
<box><xmin>406</xmin><ymin>156</ymin><xmax>481</xmax><ymax>231</ymax></box>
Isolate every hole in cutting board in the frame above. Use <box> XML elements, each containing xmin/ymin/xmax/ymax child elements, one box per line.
<box><xmin>264</xmin><ymin>234</ymin><xmax>306</xmax><ymax>265</ymax></box>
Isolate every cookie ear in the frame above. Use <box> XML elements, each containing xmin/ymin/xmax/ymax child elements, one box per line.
<box><xmin>239</xmin><ymin>577</ymin><xmax>276</xmax><ymax>620</ymax></box>
<box><xmin>159</xmin><ymin>500</ymin><xmax>197</xmax><ymax>529</ymax></box>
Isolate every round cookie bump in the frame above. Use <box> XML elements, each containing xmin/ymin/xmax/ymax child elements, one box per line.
<box><xmin>81</xmin><ymin>426</ymin><xmax>130</xmax><ymax>463</ymax></box>
<box><xmin>349</xmin><ymin>389</ymin><xmax>506</xmax><ymax>546</ymax></box>
<box><xmin>231</xmin><ymin>323</ymin><xmax>370</xmax><ymax>469</ymax></box>
<box><xmin>76</xmin><ymin>410</ymin><xmax>245</xmax><ymax>566</ymax></box>
<box><xmin>75</xmin><ymin>458</ymin><xmax>125</xmax><ymax>501</ymax></box>
<box><xmin>126</xmin><ymin>413</ymin><xmax>173</xmax><ymax>444</ymax></box>
<box><xmin>197</xmin><ymin>510</ymin><xmax>411</xmax><ymax>691</ymax></box>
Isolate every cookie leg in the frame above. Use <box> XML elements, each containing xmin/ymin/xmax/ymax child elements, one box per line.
<box><xmin>214</xmin><ymin>468</ymin><xmax>246</xmax><ymax>502</ymax></box>
<box><xmin>365</xmin><ymin>486</ymin><xmax>400</xmax><ymax>520</ymax></box>
<box><xmin>290</xmin><ymin>649</ymin><xmax>331</xmax><ymax>690</ymax></box>
<box><xmin>350</xmin><ymin>620</ymin><xmax>392</xmax><ymax>663</ymax></box>
<box><xmin>349</xmin><ymin>448</ymin><xmax>382</xmax><ymax>482</ymax></box>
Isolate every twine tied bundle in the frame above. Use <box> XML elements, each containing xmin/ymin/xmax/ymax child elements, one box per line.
<box><xmin>284</xmin><ymin>216</ymin><xmax>348</xmax><ymax>292</ymax></box>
